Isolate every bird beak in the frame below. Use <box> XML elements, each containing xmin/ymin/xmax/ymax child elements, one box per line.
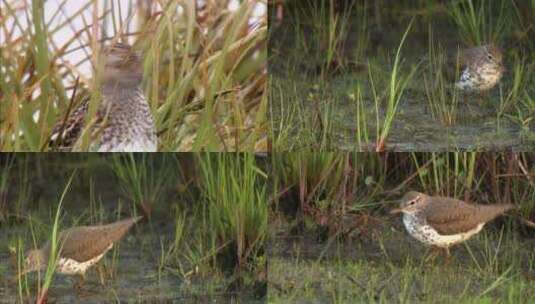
<box><xmin>390</xmin><ymin>207</ymin><xmax>402</xmax><ymax>214</ymax></box>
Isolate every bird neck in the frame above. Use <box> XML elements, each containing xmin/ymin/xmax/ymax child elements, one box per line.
<box><xmin>25</xmin><ymin>249</ymin><xmax>48</xmax><ymax>273</ymax></box>
<box><xmin>102</xmin><ymin>82</ymin><xmax>143</xmax><ymax>99</ymax></box>
<box><xmin>102</xmin><ymin>79</ymin><xmax>141</xmax><ymax>94</ymax></box>
<box><xmin>37</xmin><ymin>250</ymin><xmax>48</xmax><ymax>269</ymax></box>
<box><xmin>404</xmin><ymin>209</ymin><xmax>424</xmax><ymax>221</ymax></box>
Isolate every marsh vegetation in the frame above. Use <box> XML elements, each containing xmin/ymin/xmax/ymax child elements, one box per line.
<box><xmin>268</xmin><ymin>152</ymin><xmax>535</xmax><ymax>303</ymax></box>
<box><xmin>269</xmin><ymin>0</ymin><xmax>535</xmax><ymax>151</ymax></box>
<box><xmin>0</xmin><ymin>153</ymin><xmax>267</xmax><ymax>303</ymax></box>
<box><xmin>0</xmin><ymin>0</ymin><xmax>267</xmax><ymax>152</ymax></box>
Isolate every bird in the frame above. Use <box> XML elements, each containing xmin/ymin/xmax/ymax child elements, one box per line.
<box><xmin>50</xmin><ymin>43</ymin><xmax>157</xmax><ymax>152</ymax></box>
<box><xmin>451</xmin><ymin>44</ymin><xmax>505</xmax><ymax>92</ymax></box>
<box><xmin>390</xmin><ymin>191</ymin><xmax>514</xmax><ymax>257</ymax></box>
<box><xmin>22</xmin><ymin>216</ymin><xmax>142</xmax><ymax>287</ymax></box>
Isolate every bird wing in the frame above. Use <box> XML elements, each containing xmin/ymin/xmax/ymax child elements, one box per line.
<box><xmin>58</xmin><ymin>217</ymin><xmax>140</xmax><ymax>262</ymax></box>
<box><xmin>49</xmin><ymin>100</ymin><xmax>89</xmax><ymax>149</ymax></box>
<box><xmin>50</xmin><ymin>97</ymin><xmax>112</xmax><ymax>150</ymax></box>
<box><xmin>445</xmin><ymin>47</ymin><xmax>469</xmax><ymax>80</ymax></box>
<box><xmin>446</xmin><ymin>45</ymin><xmax>484</xmax><ymax>71</ymax></box>
<box><xmin>459</xmin><ymin>46</ymin><xmax>486</xmax><ymax>67</ymax></box>
<box><xmin>424</xmin><ymin>197</ymin><xmax>483</xmax><ymax>235</ymax></box>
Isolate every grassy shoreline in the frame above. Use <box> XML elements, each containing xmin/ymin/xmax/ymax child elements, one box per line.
<box><xmin>269</xmin><ymin>0</ymin><xmax>535</xmax><ymax>151</ymax></box>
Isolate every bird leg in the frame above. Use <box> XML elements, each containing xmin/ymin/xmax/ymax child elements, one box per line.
<box><xmin>425</xmin><ymin>246</ymin><xmax>442</xmax><ymax>263</ymax></box>
<box><xmin>74</xmin><ymin>273</ymin><xmax>100</xmax><ymax>297</ymax></box>
<box><xmin>443</xmin><ymin>247</ymin><xmax>452</xmax><ymax>266</ymax></box>
<box><xmin>476</xmin><ymin>93</ymin><xmax>484</xmax><ymax>107</ymax></box>
<box><xmin>73</xmin><ymin>273</ymin><xmax>91</xmax><ymax>296</ymax></box>
<box><xmin>97</xmin><ymin>263</ymin><xmax>106</xmax><ymax>286</ymax></box>
<box><xmin>458</xmin><ymin>92</ymin><xmax>477</xmax><ymax>117</ymax></box>
<box><xmin>476</xmin><ymin>91</ymin><xmax>493</xmax><ymax>113</ymax></box>
<box><xmin>74</xmin><ymin>274</ymin><xmax>85</xmax><ymax>290</ymax></box>
<box><xmin>463</xmin><ymin>94</ymin><xmax>480</xmax><ymax>117</ymax></box>
<box><xmin>466</xmin><ymin>101</ymin><xmax>476</xmax><ymax>116</ymax></box>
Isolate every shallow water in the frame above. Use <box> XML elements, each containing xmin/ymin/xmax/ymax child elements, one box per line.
<box><xmin>268</xmin><ymin>218</ymin><xmax>535</xmax><ymax>302</ymax></box>
<box><xmin>0</xmin><ymin>156</ymin><xmax>264</xmax><ymax>303</ymax></box>
<box><xmin>334</xmin><ymin>87</ymin><xmax>531</xmax><ymax>151</ymax></box>
<box><xmin>0</xmin><ymin>220</ymin><xmax>261</xmax><ymax>303</ymax></box>
<box><xmin>272</xmin><ymin>73</ymin><xmax>533</xmax><ymax>151</ymax></box>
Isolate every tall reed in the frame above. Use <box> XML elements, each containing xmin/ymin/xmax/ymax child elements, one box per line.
<box><xmin>197</xmin><ymin>153</ymin><xmax>267</xmax><ymax>272</ymax></box>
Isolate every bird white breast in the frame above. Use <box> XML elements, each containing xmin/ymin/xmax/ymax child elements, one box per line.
<box><xmin>95</xmin><ymin>121</ymin><xmax>157</xmax><ymax>152</ymax></box>
<box><xmin>402</xmin><ymin>214</ymin><xmax>485</xmax><ymax>248</ymax></box>
<box><xmin>455</xmin><ymin>68</ymin><xmax>475</xmax><ymax>90</ymax></box>
<box><xmin>96</xmin><ymin>136</ymin><xmax>157</xmax><ymax>152</ymax></box>
<box><xmin>455</xmin><ymin>65</ymin><xmax>502</xmax><ymax>91</ymax></box>
<box><xmin>56</xmin><ymin>244</ymin><xmax>113</xmax><ymax>275</ymax></box>
<box><xmin>481</xmin><ymin>72</ymin><xmax>501</xmax><ymax>90</ymax></box>
<box><xmin>94</xmin><ymin>89</ymin><xmax>157</xmax><ymax>152</ymax></box>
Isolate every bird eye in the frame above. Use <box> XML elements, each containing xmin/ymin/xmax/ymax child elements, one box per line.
<box><xmin>487</xmin><ymin>54</ymin><xmax>493</xmax><ymax>60</ymax></box>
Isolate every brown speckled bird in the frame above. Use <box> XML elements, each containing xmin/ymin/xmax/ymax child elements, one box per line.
<box><xmin>23</xmin><ymin>217</ymin><xmax>141</xmax><ymax>286</ymax></box>
<box><xmin>50</xmin><ymin>43</ymin><xmax>157</xmax><ymax>152</ymax></box>
<box><xmin>391</xmin><ymin>191</ymin><xmax>513</xmax><ymax>256</ymax></box>
<box><xmin>452</xmin><ymin>44</ymin><xmax>505</xmax><ymax>92</ymax></box>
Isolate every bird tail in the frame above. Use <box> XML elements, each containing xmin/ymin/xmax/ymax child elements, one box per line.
<box><xmin>484</xmin><ymin>204</ymin><xmax>515</xmax><ymax>222</ymax></box>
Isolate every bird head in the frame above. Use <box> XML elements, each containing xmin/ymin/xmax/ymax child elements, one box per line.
<box><xmin>484</xmin><ymin>44</ymin><xmax>505</xmax><ymax>72</ymax></box>
<box><xmin>22</xmin><ymin>249</ymin><xmax>47</xmax><ymax>274</ymax></box>
<box><xmin>390</xmin><ymin>191</ymin><xmax>426</xmax><ymax>215</ymax></box>
<box><xmin>101</xmin><ymin>43</ymin><xmax>143</xmax><ymax>86</ymax></box>
<box><xmin>485</xmin><ymin>45</ymin><xmax>503</xmax><ymax>64</ymax></box>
